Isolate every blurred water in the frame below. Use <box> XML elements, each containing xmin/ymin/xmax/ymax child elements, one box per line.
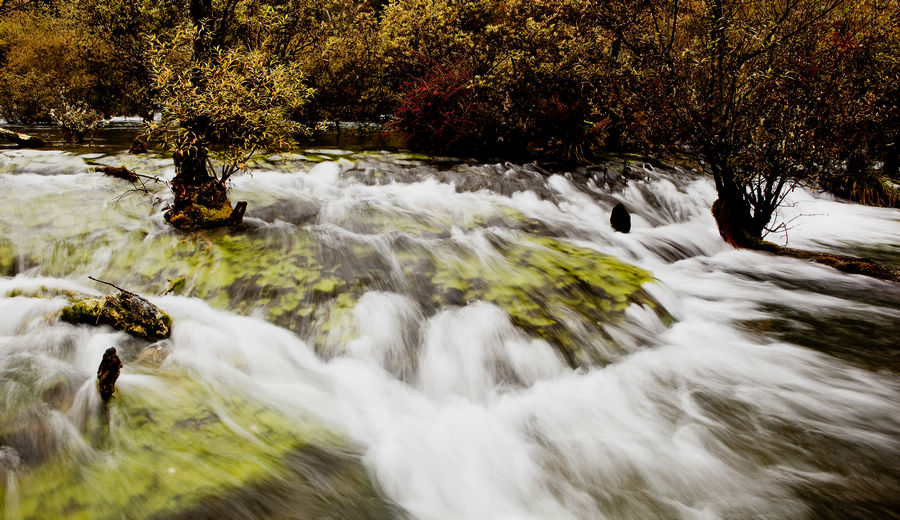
<box><xmin>0</xmin><ymin>143</ymin><xmax>898</xmax><ymax>519</ymax></box>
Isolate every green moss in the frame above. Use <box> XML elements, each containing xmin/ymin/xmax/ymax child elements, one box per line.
<box><xmin>422</xmin><ymin>236</ymin><xmax>660</xmax><ymax>366</ymax></box>
<box><xmin>6</xmin><ymin>285</ymin><xmax>82</xmax><ymax>299</ymax></box>
<box><xmin>60</xmin><ymin>293</ymin><xmax>172</xmax><ymax>341</ymax></box>
<box><xmin>8</xmin><ymin>375</ymin><xmax>396</xmax><ymax>520</ymax></box>
<box><xmin>165</xmin><ymin>200</ymin><xmax>236</xmax><ymax>230</ymax></box>
<box><xmin>0</xmin><ymin>237</ymin><xmax>15</xmax><ymax>276</ymax></box>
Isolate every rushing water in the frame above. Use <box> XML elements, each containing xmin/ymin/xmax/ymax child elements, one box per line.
<box><xmin>1</xmin><ymin>134</ymin><xmax>899</xmax><ymax>519</ymax></box>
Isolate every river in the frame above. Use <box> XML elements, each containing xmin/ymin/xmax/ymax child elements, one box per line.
<box><xmin>1</xmin><ymin>128</ymin><xmax>898</xmax><ymax>519</ymax></box>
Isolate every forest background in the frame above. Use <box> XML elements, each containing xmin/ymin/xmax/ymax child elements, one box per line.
<box><xmin>0</xmin><ymin>0</ymin><xmax>897</xmax><ymax>246</ymax></box>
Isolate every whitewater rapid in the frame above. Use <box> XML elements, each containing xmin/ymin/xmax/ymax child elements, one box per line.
<box><xmin>1</xmin><ymin>148</ymin><xmax>899</xmax><ymax>519</ymax></box>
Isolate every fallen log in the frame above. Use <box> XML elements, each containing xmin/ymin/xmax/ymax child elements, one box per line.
<box><xmin>0</xmin><ymin>127</ymin><xmax>47</xmax><ymax>148</ymax></box>
<box><xmin>97</xmin><ymin>165</ymin><xmax>138</xmax><ymax>182</ymax></box>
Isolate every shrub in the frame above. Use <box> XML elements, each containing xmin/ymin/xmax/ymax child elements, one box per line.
<box><xmin>50</xmin><ymin>101</ymin><xmax>106</xmax><ymax>143</ymax></box>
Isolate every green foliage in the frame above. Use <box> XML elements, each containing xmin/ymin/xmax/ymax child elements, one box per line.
<box><xmin>0</xmin><ymin>12</ymin><xmax>97</xmax><ymax>123</ymax></box>
<box><xmin>50</xmin><ymin>101</ymin><xmax>106</xmax><ymax>143</ymax></box>
<box><xmin>381</xmin><ymin>0</ymin><xmax>616</xmax><ymax>158</ymax></box>
<box><xmin>262</xmin><ymin>0</ymin><xmax>390</xmax><ymax>123</ymax></box>
<box><xmin>146</xmin><ymin>24</ymin><xmax>313</xmax><ymax>180</ymax></box>
<box><xmin>74</xmin><ymin>0</ymin><xmax>187</xmax><ymax>117</ymax></box>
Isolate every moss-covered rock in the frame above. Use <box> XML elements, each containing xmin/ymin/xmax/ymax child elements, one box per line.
<box><xmin>0</xmin><ymin>237</ymin><xmax>16</xmax><ymax>276</ymax></box>
<box><xmin>60</xmin><ymin>292</ymin><xmax>172</xmax><ymax>341</ymax></box>
<box><xmin>6</xmin><ymin>376</ymin><xmax>401</xmax><ymax>520</ymax></box>
<box><xmin>418</xmin><ymin>236</ymin><xmax>660</xmax><ymax>366</ymax></box>
<box><xmin>164</xmin><ymin>199</ymin><xmax>243</xmax><ymax>230</ymax></box>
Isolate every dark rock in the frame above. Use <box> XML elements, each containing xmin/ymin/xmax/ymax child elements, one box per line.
<box><xmin>97</xmin><ymin>347</ymin><xmax>122</xmax><ymax>402</ymax></box>
<box><xmin>60</xmin><ymin>291</ymin><xmax>172</xmax><ymax>341</ymax></box>
<box><xmin>610</xmin><ymin>202</ymin><xmax>631</xmax><ymax>233</ymax></box>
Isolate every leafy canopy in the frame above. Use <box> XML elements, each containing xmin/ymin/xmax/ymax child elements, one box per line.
<box><xmin>146</xmin><ymin>25</ymin><xmax>313</xmax><ymax>180</ymax></box>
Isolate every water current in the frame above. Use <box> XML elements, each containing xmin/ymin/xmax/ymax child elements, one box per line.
<box><xmin>1</xmin><ymin>131</ymin><xmax>898</xmax><ymax>519</ymax></box>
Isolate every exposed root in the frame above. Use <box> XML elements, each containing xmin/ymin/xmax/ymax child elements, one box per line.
<box><xmin>754</xmin><ymin>242</ymin><xmax>900</xmax><ymax>282</ymax></box>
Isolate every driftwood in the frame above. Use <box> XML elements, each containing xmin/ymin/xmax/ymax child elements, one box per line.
<box><xmin>97</xmin><ymin>165</ymin><xmax>138</xmax><ymax>182</ymax></box>
<box><xmin>97</xmin><ymin>347</ymin><xmax>122</xmax><ymax>402</ymax></box>
<box><xmin>60</xmin><ymin>277</ymin><xmax>172</xmax><ymax>341</ymax></box>
<box><xmin>610</xmin><ymin>202</ymin><xmax>631</xmax><ymax>233</ymax></box>
<box><xmin>0</xmin><ymin>127</ymin><xmax>47</xmax><ymax>147</ymax></box>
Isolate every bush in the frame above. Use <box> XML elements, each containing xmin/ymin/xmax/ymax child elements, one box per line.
<box><xmin>392</xmin><ymin>63</ymin><xmax>500</xmax><ymax>152</ymax></box>
<box><xmin>147</xmin><ymin>25</ymin><xmax>313</xmax><ymax>180</ymax></box>
<box><xmin>380</xmin><ymin>0</ymin><xmax>616</xmax><ymax>159</ymax></box>
<box><xmin>50</xmin><ymin>101</ymin><xmax>106</xmax><ymax>143</ymax></box>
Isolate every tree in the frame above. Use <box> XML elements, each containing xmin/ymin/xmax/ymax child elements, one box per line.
<box><xmin>606</xmin><ymin>0</ymin><xmax>899</xmax><ymax>279</ymax></box>
<box><xmin>613</xmin><ymin>0</ymin><xmax>860</xmax><ymax>246</ymax></box>
<box><xmin>380</xmin><ymin>0</ymin><xmax>618</xmax><ymax>159</ymax></box>
<box><xmin>146</xmin><ymin>0</ymin><xmax>312</xmax><ymax>229</ymax></box>
<box><xmin>74</xmin><ymin>0</ymin><xmax>187</xmax><ymax>118</ymax></box>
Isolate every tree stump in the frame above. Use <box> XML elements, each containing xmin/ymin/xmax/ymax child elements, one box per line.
<box><xmin>97</xmin><ymin>347</ymin><xmax>122</xmax><ymax>402</ymax></box>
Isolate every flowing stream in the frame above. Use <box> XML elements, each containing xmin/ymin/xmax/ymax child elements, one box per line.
<box><xmin>1</xmin><ymin>133</ymin><xmax>899</xmax><ymax>519</ymax></box>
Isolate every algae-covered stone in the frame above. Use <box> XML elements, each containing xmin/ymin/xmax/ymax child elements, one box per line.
<box><xmin>418</xmin><ymin>236</ymin><xmax>661</xmax><ymax>366</ymax></box>
<box><xmin>0</xmin><ymin>237</ymin><xmax>15</xmax><ymax>276</ymax></box>
<box><xmin>165</xmin><ymin>199</ymin><xmax>242</xmax><ymax>230</ymax></box>
<box><xmin>9</xmin><ymin>376</ymin><xmax>402</xmax><ymax>520</ymax></box>
<box><xmin>60</xmin><ymin>292</ymin><xmax>172</xmax><ymax>341</ymax></box>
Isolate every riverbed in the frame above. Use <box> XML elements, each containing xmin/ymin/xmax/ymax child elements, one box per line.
<box><xmin>1</xmin><ymin>132</ymin><xmax>898</xmax><ymax>519</ymax></box>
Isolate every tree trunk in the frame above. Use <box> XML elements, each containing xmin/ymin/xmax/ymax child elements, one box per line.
<box><xmin>883</xmin><ymin>143</ymin><xmax>898</xmax><ymax>180</ymax></box>
<box><xmin>710</xmin><ymin>173</ymin><xmax>764</xmax><ymax>248</ymax></box>
<box><xmin>165</xmin><ymin>145</ymin><xmax>244</xmax><ymax>229</ymax></box>
<box><xmin>711</xmin><ymin>172</ymin><xmax>899</xmax><ymax>282</ymax></box>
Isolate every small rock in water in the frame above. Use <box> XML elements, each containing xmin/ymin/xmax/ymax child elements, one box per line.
<box><xmin>610</xmin><ymin>202</ymin><xmax>631</xmax><ymax>233</ymax></box>
<box><xmin>97</xmin><ymin>347</ymin><xmax>122</xmax><ymax>402</ymax></box>
<box><xmin>0</xmin><ymin>446</ymin><xmax>21</xmax><ymax>471</ymax></box>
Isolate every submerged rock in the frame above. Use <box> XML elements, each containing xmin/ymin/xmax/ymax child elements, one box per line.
<box><xmin>610</xmin><ymin>202</ymin><xmax>631</xmax><ymax>233</ymax></box>
<box><xmin>60</xmin><ymin>291</ymin><xmax>172</xmax><ymax>341</ymax></box>
<box><xmin>97</xmin><ymin>165</ymin><xmax>138</xmax><ymax>182</ymax></box>
<box><xmin>12</xmin><ymin>376</ymin><xmax>403</xmax><ymax>519</ymax></box>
